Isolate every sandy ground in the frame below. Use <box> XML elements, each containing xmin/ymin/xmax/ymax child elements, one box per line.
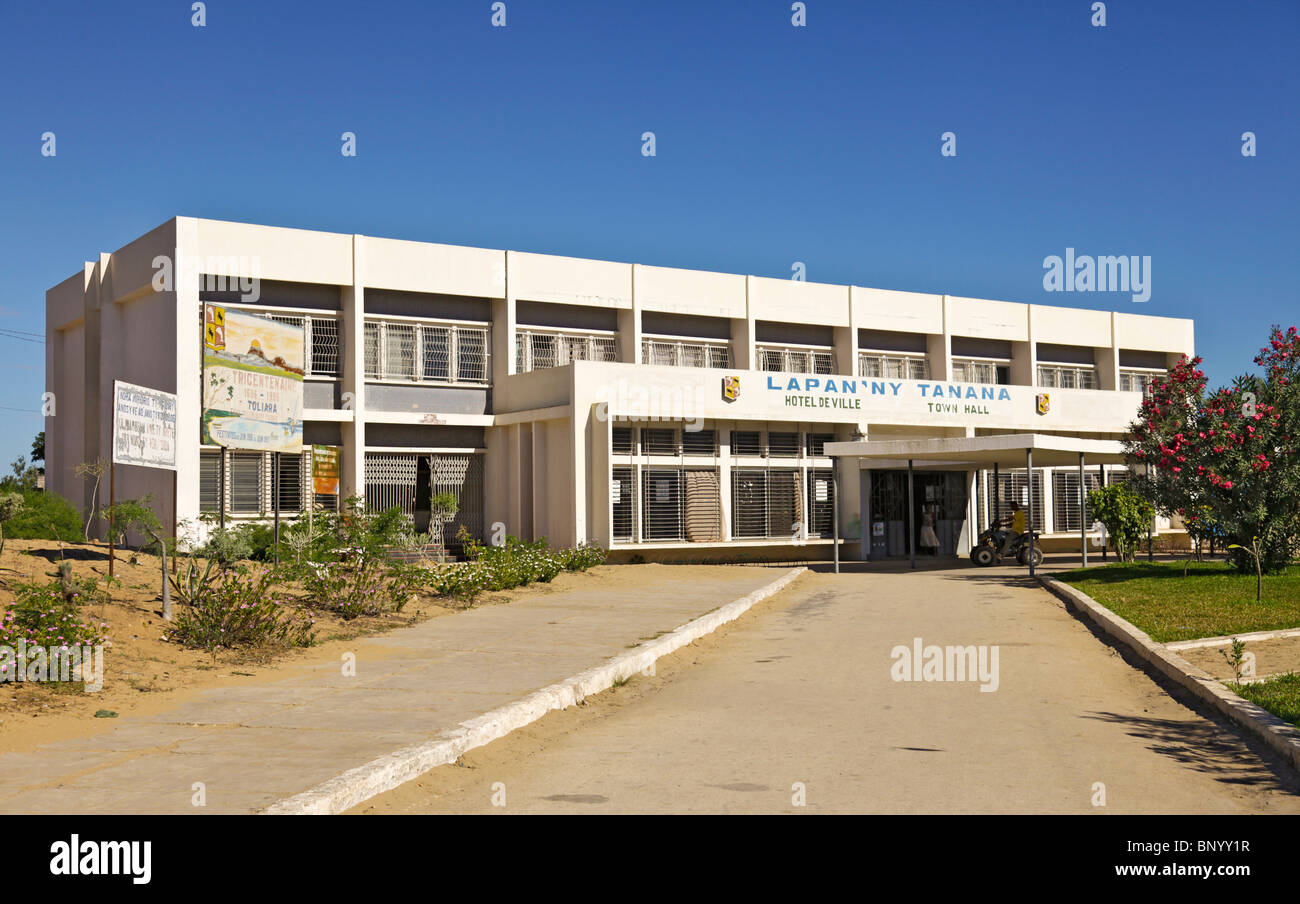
<box><xmin>0</xmin><ymin>539</ymin><xmax>714</xmax><ymax>757</ymax></box>
<box><xmin>352</xmin><ymin>565</ymin><xmax>1300</xmax><ymax>815</ymax></box>
<box><xmin>1180</xmin><ymin>635</ymin><xmax>1300</xmax><ymax>682</ymax></box>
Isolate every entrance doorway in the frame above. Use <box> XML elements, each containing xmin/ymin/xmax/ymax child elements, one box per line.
<box><xmin>868</xmin><ymin>470</ymin><xmax>968</xmax><ymax>557</ymax></box>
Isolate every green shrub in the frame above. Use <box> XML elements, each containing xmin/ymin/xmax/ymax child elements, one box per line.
<box><xmin>1087</xmin><ymin>483</ymin><xmax>1155</xmax><ymax>563</ymax></box>
<box><xmin>165</xmin><ymin>566</ymin><xmax>316</xmax><ymax>654</ymax></box>
<box><xmin>1</xmin><ymin>489</ymin><xmax>85</xmax><ymax>543</ymax></box>
<box><xmin>560</xmin><ymin>542</ymin><xmax>607</xmax><ymax>572</ymax></box>
<box><xmin>1</xmin><ymin>579</ymin><xmax>109</xmax><ymax>651</ymax></box>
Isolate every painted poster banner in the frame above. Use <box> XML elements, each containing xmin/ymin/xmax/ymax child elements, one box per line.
<box><xmin>202</xmin><ymin>305</ymin><xmax>304</xmax><ymax>453</ymax></box>
<box><xmin>112</xmin><ymin>380</ymin><xmax>178</xmax><ymax>470</ymax></box>
<box><xmin>312</xmin><ymin>445</ymin><xmax>340</xmax><ymax>495</ymax></box>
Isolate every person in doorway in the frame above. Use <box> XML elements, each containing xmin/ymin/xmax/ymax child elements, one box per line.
<box><xmin>1000</xmin><ymin>501</ymin><xmax>1026</xmax><ymax>555</ymax></box>
<box><xmin>919</xmin><ymin>505</ymin><xmax>940</xmax><ymax>555</ymax></box>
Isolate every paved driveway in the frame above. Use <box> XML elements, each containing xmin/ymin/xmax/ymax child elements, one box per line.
<box><xmin>357</xmin><ymin>563</ymin><xmax>1300</xmax><ymax>814</ymax></box>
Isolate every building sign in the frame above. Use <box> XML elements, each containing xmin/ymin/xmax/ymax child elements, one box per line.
<box><xmin>766</xmin><ymin>375</ymin><xmax>1011</xmax><ymax>417</ymax></box>
<box><xmin>1036</xmin><ymin>392</ymin><xmax>1051</xmax><ymax>415</ymax></box>
<box><xmin>312</xmin><ymin>444</ymin><xmax>340</xmax><ymax>496</ymax></box>
<box><xmin>112</xmin><ymin>380</ymin><xmax>177</xmax><ymax>470</ymax></box>
<box><xmin>722</xmin><ymin>375</ymin><xmax>740</xmax><ymax>401</ymax></box>
<box><xmin>201</xmin><ymin>305</ymin><xmax>304</xmax><ymax>453</ymax></box>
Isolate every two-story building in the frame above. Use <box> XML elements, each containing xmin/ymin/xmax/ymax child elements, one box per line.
<box><xmin>44</xmin><ymin>217</ymin><xmax>1194</xmax><ymax>561</ymax></box>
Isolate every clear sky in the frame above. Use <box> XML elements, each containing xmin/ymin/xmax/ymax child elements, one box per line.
<box><xmin>1</xmin><ymin>0</ymin><xmax>1295</xmax><ymax>475</ymax></box>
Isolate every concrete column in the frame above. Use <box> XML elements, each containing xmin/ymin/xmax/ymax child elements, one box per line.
<box><xmin>730</xmin><ymin>276</ymin><xmax>757</xmax><ymax>370</ymax></box>
<box><xmin>619</xmin><ymin>264</ymin><xmax>641</xmax><ymax>364</ymax></box>
<box><xmin>928</xmin><ymin>294</ymin><xmax>952</xmax><ymax>381</ymax></box>
<box><xmin>833</xmin><ymin>285</ymin><xmax>856</xmax><ymax>376</ymax></box>
<box><xmin>339</xmin><ymin>234</ymin><xmax>366</xmax><ymax>501</ymax></box>
<box><xmin>493</xmin><ymin>250</ymin><xmax>517</xmax><ymax>379</ymax></box>
<box><xmin>718</xmin><ymin>420</ymin><xmax>733</xmax><ymax>541</ymax></box>
<box><xmin>174</xmin><ymin>218</ymin><xmax>203</xmax><ymax>542</ymax></box>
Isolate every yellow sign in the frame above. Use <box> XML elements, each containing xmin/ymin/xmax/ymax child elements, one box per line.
<box><xmin>1036</xmin><ymin>393</ymin><xmax>1051</xmax><ymax>415</ymax></box>
<box><xmin>204</xmin><ymin>305</ymin><xmax>226</xmax><ymax>350</ymax></box>
<box><xmin>312</xmin><ymin>445</ymin><xmax>340</xmax><ymax>496</ymax></box>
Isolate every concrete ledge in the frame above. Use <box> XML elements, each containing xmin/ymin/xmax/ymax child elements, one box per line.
<box><xmin>263</xmin><ymin>566</ymin><xmax>807</xmax><ymax>814</ymax></box>
<box><xmin>1039</xmin><ymin>574</ymin><xmax>1300</xmax><ymax>772</ymax></box>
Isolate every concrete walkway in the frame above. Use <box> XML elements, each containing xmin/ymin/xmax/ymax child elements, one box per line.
<box><xmin>0</xmin><ymin>565</ymin><xmax>788</xmax><ymax>814</ymax></box>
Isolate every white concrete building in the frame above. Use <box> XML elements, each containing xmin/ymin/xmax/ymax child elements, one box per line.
<box><xmin>45</xmin><ymin>217</ymin><xmax>1194</xmax><ymax>560</ymax></box>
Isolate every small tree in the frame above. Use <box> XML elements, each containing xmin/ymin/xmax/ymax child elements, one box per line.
<box><xmin>427</xmin><ymin>492</ymin><xmax>459</xmax><ymax>550</ymax></box>
<box><xmin>101</xmin><ymin>496</ymin><xmax>175</xmax><ymax>620</ymax></box>
<box><xmin>1087</xmin><ymin>483</ymin><xmax>1155</xmax><ymax>563</ymax></box>
<box><xmin>74</xmin><ymin>458</ymin><xmax>108</xmax><ymax>540</ymax></box>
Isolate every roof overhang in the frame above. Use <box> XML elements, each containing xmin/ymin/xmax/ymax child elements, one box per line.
<box><xmin>823</xmin><ymin>433</ymin><xmax>1127</xmax><ymax>469</ymax></box>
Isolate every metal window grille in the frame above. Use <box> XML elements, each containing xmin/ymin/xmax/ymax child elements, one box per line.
<box><xmin>681</xmin><ymin>429</ymin><xmax>717</xmax><ymax>456</ymax></box>
<box><xmin>612</xmin><ymin>466</ymin><xmax>635</xmax><ymax>540</ymax></box>
<box><xmin>731</xmin><ymin>430</ymin><xmax>761</xmax><ymax>456</ymax></box>
<box><xmin>642</xmin><ymin>428</ymin><xmax>679</xmax><ymax>456</ymax></box>
<box><xmin>757</xmin><ymin>346</ymin><xmax>834</xmax><ymax>374</ymax></box>
<box><xmin>732</xmin><ymin>468</ymin><xmax>803</xmax><ymax>539</ymax></box>
<box><xmin>1038</xmin><ymin>364</ymin><xmax>1098</xmax><ymax>390</ymax></box>
<box><xmin>642</xmin><ymin>468</ymin><xmax>684</xmax><ymax>540</ymax></box>
<box><xmin>684</xmin><ymin>469</ymin><xmax>722</xmax><ymax>541</ymax></box>
<box><xmin>806</xmin><ymin>468</ymin><xmax>835</xmax><ymax>537</ymax></box>
<box><xmin>365</xmin><ymin>452</ymin><xmax>419</xmax><ymax>515</ymax></box>
<box><xmin>859</xmin><ymin>353</ymin><xmax>929</xmax><ymax>380</ymax></box>
<box><xmin>986</xmin><ymin>470</ymin><xmax>1045</xmax><ymax>532</ymax></box>
<box><xmin>1052</xmin><ymin>470</ymin><xmax>1102</xmax><ymax>533</ymax></box>
<box><xmin>229</xmin><ymin>452</ymin><xmax>264</xmax><ymax>514</ymax></box>
<box><xmin>431</xmin><ymin>453</ymin><xmax>485</xmax><ymax>543</ymax></box>
<box><xmin>767</xmin><ymin>431</ymin><xmax>800</xmax><ymax>457</ymax></box>
<box><xmin>1120</xmin><ymin>369</ymin><xmax>1159</xmax><ymax>393</ymax></box>
<box><xmin>952</xmin><ymin>359</ymin><xmax>1007</xmax><ymax>385</ymax></box>
<box><xmin>641</xmin><ymin>338</ymin><xmax>731</xmax><ymax>369</ymax></box>
<box><xmin>806</xmin><ymin>433</ymin><xmax>834</xmax><ymax>456</ymax></box>
<box><xmin>364</xmin><ymin>320</ymin><xmax>491</xmax><ymax>384</ymax></box>
<box><xmin>275</xmin><ymin>452</ymin><xmax>305</xmax><ymax>513</ymax></box>
<box><xmin>515</xmin><ymin>329</ymin><xmax>617</xmax><ymax>372</ymax></box>
<box><xmin>612</xmin><ymin>427</ymin><xmax>635</xmax><ymax>455</ymax></box>
<box><xmin>199</xmin><ymin>448</ymin><xmax>221</xmax><ymax>513</ymax></box>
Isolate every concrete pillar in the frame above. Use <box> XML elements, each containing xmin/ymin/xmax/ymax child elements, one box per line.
<box><xmin>339</xmin><ymin>234</ymin><xmax>366</xmax><ymax>501</ymax></box>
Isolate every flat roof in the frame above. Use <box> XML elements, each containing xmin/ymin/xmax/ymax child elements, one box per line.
<box><xmin>823</xmin><ymin>433</ymin><xmax>1127</xmax><ymax>468</ymax></box>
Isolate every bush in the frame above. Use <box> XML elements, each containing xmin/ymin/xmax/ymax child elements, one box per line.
<box><xmin>1088</xmin><ymin>483</ymin><xmax>1155</xmax><ymax>563</ymax></box>
<box><xmin>1</xmin><ymin>489</ymin><xmax>85</xmax><ymax>543</ymax></box>
<box><xmin>560</xmin><ymin>542</ymin><xmax>606</xmax><ymax>572</ymax></box>
<box><xmin>1</xmin><ymin>579</ymin><xmax>109</xmax><ymax>651</ymax></box>
<box><xmin>165</xmin><ymin>566</ymin><xmax>316</xmax><ymax>654</ymax></box>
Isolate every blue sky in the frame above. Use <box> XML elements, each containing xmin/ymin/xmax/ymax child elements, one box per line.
<box><xmin>0</xmin><ymin>0</ymin><xmax>1296</xmax><ymax>474</ymax></box>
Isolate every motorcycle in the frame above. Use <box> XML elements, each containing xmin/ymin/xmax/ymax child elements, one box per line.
<box><xmin>969</xmin><ymin>525</ymin><xmax>1044</xmax><ymax>568</ymax></box>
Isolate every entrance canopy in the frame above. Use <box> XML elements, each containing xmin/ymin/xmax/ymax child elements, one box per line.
<box><xmin>823</xmin><ymin>433</ymin><xmax>1126</xmax><ymax>470</ymax></box>
<box><xmin>823</xmin><ymin>433</ymin><xmax>1128</xmax><ymax>574</ymax></box>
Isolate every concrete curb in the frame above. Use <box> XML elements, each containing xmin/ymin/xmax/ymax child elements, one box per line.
<box><xmin>1038</xmin><ymin>575</ymin><xmax>1300</xmax><ymax>773</ymax></box>
<box><xmin>262</xmin><ymin>566</ymin><xmax>807</xmax><ymax>814</ymax></box>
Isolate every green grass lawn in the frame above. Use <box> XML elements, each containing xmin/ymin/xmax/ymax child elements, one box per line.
<box><xmin>1056</xmin><ymin>561</ymin><xmax>1300</xmax><ymax>643</ymax></box>
<box><xmin>1231</xmin><ymin>673</ymin><xmax>1300</xmax><ymax>730</ymax></box>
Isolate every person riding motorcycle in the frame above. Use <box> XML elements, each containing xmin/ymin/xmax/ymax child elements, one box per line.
<box><xmin>999</xmin><ymin>501</ymin><xmax>1026</xmax><ymax>555</ymax></box>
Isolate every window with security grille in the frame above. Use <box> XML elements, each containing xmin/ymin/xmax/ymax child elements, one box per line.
<box><xmin>986</xmin><ymin>470</ymin><xmax>1045</xmax><ymax>532</ymax></box>
<box><xmin>641</xmin><ymin>338</ymin><xmax>731</xmax><ymax>369</ymax></box>
<box><xmin>259</xmin><ymin>312</ymin><xmax>340</xmax><ymax>377</ymax></box>
<box><xmin>364</xmin><ymin>320</ymin><xmax>490</xmax><ymax>384</ymax></box>
<box><xmin>515</xmin><ymin>330</ymin><xmax>617</xmax><ymax>372</ymax></box>
<box><xmin>641</xmin><ymin>469</ymin><xmax>684</xmax><ymax>540</ymax></box>
<box><xmin>732</xmin><ymin>468</ymin><xmax>803</xmax><ymax>538</ymax></box>
<box><xmin>684</xmin><ymin>469</ymin><xmax>722</xmax><ymax>541</ymax></box>
<box><xmin>199</xmin><ymin>448</ymin><xmax>221</xmax><ymax>513</ymax></box>
<box><xmin>952</xmin><ymin>359</ymin><xmax>1009</xmax><ymax>385</ymax></box>
<box><xmin>612</xmin><ymin>466</ymin><xmax>635</xmax><ymax>540</ymax></box>
<box><xmin>422</xmin><ymin>326</ymin><xmax>451</xmax><ymax>381</ymax></box>
<box><xmin>681</xmin><ymin>429</ymin><xmax>717</xmax><ymax>456</ymax></box>
<box><xmin>806</xmin><ymin>469</ymin><xmax>834</xmax><ymax>537</ymax></box>
<box><xmin>1120</xmin><ymin>369</ymin><xmax>1160</xmax><ymax>393</ymax></box>
<box><xmin>384</xmin><ymin>322</ymin><xmax>417</xmax><ymax>379</ymax></box>
<box><xmin>1052</xmin><ymin>470</ymin><xmax>1102</xmax><ymax>533</ymax></box>
<box><xmin>612</xmin><ymin>428</ymin><xmax>635</xmax><ymax>455</ymax></box>
<box><xmin>430</xmin><ymin>453</ymin><xmax>484</xmax><ymax>543</ymax></box>
<box><xmin>859</xmin><ymin>353</ymin><xmax>928</xmax><ymax>381</ymax></box>
<box><xmin>758</xmin><ymin>346</ymin><xmax>834</xmax><ymax>374</ymax></box>
<box><xmin>642</xmin><ymin>428</ymin><xmax>678</xmax><ymax>456</ymax></box>
<box><xmin>275</xmin><ymin>453</ymin><xmax>304</xmax><ymax>513</ymax></box>
<box><xmin>229</xmin><ymin>452</ymin><xmax>264</xmax><ymax>514</ymax></box>
<box><xmin>731</xmin><ymin>430</ymin><xmax>761</xmax><ymax>456</ymax></box>
<box><xmin>365</xmin><ymin>452</ymin><xmax>419</xmax><ymax>515</ymax></box>
<box><xmin>806</xmin><ymin>433</ymin><xmax>834</xmax><ymax>456</ymax></box>
<box><xmin>456</xmin><ymin>328</ymin><xmax>489</xmax><ymax>382</ymax></box>
<box><xmin>364</xmin><ymin>322</ymin><xmax>381</xmax><ymax>378</ymax></box>
<box><xmin>1038</xmin><ymin>364</ymin><xmax>1098</xmax><ymax>390</ymax></box>
<box><xmin>767</xmin><ymin>431</ymin><xmax>800</xmax><ymax>457</ymax></box>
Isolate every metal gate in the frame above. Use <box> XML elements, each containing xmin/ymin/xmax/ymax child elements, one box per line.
<box><xmin>363</xmin><ymin>452</ymin><xmax>484</xmax><ymax>543</ymax></box>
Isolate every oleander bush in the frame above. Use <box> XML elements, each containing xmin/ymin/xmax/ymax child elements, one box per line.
<box><xmin>1</xmin><ymin>579</ymin><xmax>109</xmax><ymax>652</ymax></box>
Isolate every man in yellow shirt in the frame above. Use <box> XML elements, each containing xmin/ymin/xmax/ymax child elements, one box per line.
<box><xmin>1000</xmin><ymin>501</ymin><xmax>1027</xmax><ymax>556</ymax></box>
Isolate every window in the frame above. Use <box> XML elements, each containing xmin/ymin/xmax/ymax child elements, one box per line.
<box><xmin>758</xmin><ymin>346</ymin><xmax>834</xmax><ymax>374</ymax></box>
<box><xmin>612</xmin><ymin>466</ymin><xmax>635</xmax><ymax>540</ymax></box>
<box><xmin>731</xmin><ymin>430</ymin><xmax>761</xmax><ymax>456</ymax></box>
<box><xmin>365</xmin><ymin>320</ymin><xmax>491</xmax><ymax>384</ymax></box>
<box><xmin>612</xmin><ymin>427</ymin><xmax>635</xmax><ymax>455</ymax></box>
<box><xmin>681</xmin><ymin>429</ymin><xmax>718</xmax><ymax>456</ymax></box>
<box><xmin>641</xmin><ymin>338</ymin><xmax>731</xmax><ymax>369</ymax></box>
<box><xmin>515</xmin><ymin>329</ymin><xmax>617</xmax><ymax>372</ymax></box>
<box><xmin>732</xmin><ymin>468</ymin><xmax>803</xmax><ymax>539</ymax></box>
<box><xmin>229</xmin><ymin>452</ymin><xmax>264</xmax><ymax>514</ymax></box>
<box><xmin>1052</xmin><ymin>470</ymin><xmax>1102</xmax><ymax>533</ymax></box>
<box><xmin>806</xmin><ymin>468</ymin><xmax>835</xmax><ymax>537</ymax></box>
<box><xmin>642</xmin><ymin>469</ymin><xmax>683</xmax><ymax>539</ymax></box>
<box><xmin>859</xmin><ymin>353</ymin><xmax>928</xmax><ymax>380</ymax></box>
<box><xmin>1038</xmin><ymin>364</ymin><xmax>1098</xmax><ymax>390</ymax></box>
<box><xmin>1120</xmin><ymin>369</ymin><xmax>1160</xmax><ymax>393</ymax></box>
<box><xmin>806</xmin><ymin>433</ymin><xmax>834</xmax><ymax>456</ymax></box>
<box><xmin>642</xmin><ymin>428</ymin><xmax>678</xmax><ymax>456</ymax></box>
<box><xmin>986</xmin><ymin>470</ymin><xmax>1045</xmax><ymax>532</ymax></box>
<box><xmin>263</xmin><ymin>313</ymin><xmax>341</xmax><ymax>377</ymax></box>
<box><xmin>767</xmin><ymin>431</ymin><xmax>800</xmax><ymax>457</ymax></box>
<box><xmin>199</xmin><ymin>448</ymin><xmax>221</xmax><ymax>513</ymax></box>
<box><xmin>952</xmin><ymin>359</ymin><xmax>1010</xmax><ymax>385</ymax></box>
<box><xmin>275</xmin><ymin>452</ymin><xmax>304</xmax><ymax>513</ymax></box>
